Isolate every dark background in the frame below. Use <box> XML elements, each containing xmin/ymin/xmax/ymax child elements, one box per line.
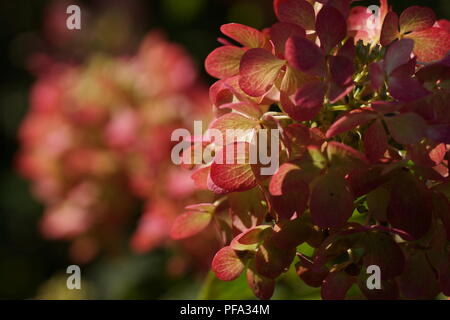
<box><xmin>0</xmin><ymin>0</ymin><xmax>448</xmax><ymax>299</ymax></box>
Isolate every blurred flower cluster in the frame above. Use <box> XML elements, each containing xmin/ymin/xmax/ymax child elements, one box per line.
<box><xmin>18</xmin><ymin>30</ymin><xmax>218</xmax><ymax>270</ymax></box>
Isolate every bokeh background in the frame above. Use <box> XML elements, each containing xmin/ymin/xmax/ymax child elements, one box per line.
<box><xmin>0</xmin><ymin>0</ymin><xmax>448</xmax><ymax>300</ymax></box>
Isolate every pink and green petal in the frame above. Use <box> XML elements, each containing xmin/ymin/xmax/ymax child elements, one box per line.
<box><xmin>399</xmin><ymin>6</ymin><xmax>436</xmax><ymax>34</ymax></box>
<box><xmin>212</xmin><ymin>246</ymin><xmax>247</xmax><ymax>281</ymax></box>
<box><xmin>239</xmin><ymin>48</ymin><xmax>285</xmax><ymax>97</ymax></box>
<box><xmin>210</xmin><ymin>142</ymin><xmax>258</xmax><ymax>192</ymax></box>
<box><xmin>205</xmin><ymin>46</ymin><xmax>246</xmax><ymax>79</ymax></box>
<box><xmin>221</xmin><ymin>23</ymin><xmax>268</xmax><ymax>48</ymax></box>
<box><xmin>170</xmin><ymin>211</ymin><xmax>212</xmax><ymax>239</ymax></box>
<box><xmin>406</xmin><ymin>27</ymin><xmax>450</xmax><ymax>63</ymax></box>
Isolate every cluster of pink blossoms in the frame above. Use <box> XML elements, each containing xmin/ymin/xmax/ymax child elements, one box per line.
<box><xmin>18</xmin><ymin>33</ymin><xmax>218</xmax><ymax>269</ymax></box>
<box><xmin>172</xmin><ymin>0</ymin><xmax>450</xmax><ymax>299</ymax></box>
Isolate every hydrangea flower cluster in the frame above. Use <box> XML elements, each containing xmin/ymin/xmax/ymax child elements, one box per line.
<box><xmin>18</xmin><ymin>33</ymin><xmax>217</xmax><ymax>267</ymax></box>
<box><xmin>172</xmin><ymin>0</ymin><xmax>450</xmax><ymax>299</ymax></box>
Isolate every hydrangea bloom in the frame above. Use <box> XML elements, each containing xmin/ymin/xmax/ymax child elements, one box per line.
<box><xmin>173</xmin><ymin>0</ymin><xmax>450</xmax><ymax>299</ymax></box>
<box><xmin>18</xmin><ymin>32</ymin><xmax>218</xmax><ymax>268</ymax></box>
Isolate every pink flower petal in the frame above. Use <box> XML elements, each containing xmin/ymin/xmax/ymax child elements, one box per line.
<box><xmin>380</xmin><ymin>11</ymin><xmax>399</xmax><ymax>46</ymax></box>
<box><xmin>364</xmin><ymin>119</ymin><xmax>388</xmax><ymax>163</ymax></box>
<box><xmin>205</xmin><ymin>46</ymin><xmax>246</xmax><ymax>79</ymax></box>
<box><xmin>269</xmin><ymin>163</ymin><xmax>309</xmax><ymax>220</ymax></box>
<box><xmin>388</xmin><ymin>76</ymin><xmax>429</xmax><ymax>102</ymax></box>
<box><xmin>285</xmin><ymin>81</ymin><xmax>325</xmax><ymax>122</ymax></box>
<box><xmin>239</xmin><ymin>48</ymin><xmax>285</xmax><ymax>97</ymax></box>
<box><xmin>369</xmin><ymin>62</ymin><xmax>385</xmax><ymax>91</ymax></box>
<box><xmin>316</xmin><ymin>5</ymin><xmax>347</xmax><ymax>53</ymax></box>
<box><xmin>274</xmin><ymin>0</ymin><xmax>316</xmax><ymax>30</ymax></box>
<box><xmin>285</xmin><ymin>36</ymin><xmax>325</xmax><ymax>74</ymax></box>
<box><xmin>221</xmin><ymin>23</ymin><xmax>268</xmax><ymax>48</ymax></box>
<box><xmin>384</xmin><ymin>112</ymin><xmax>428</xmax><ymax>145</ymax></box>
<box><xmin>170</xmin><ymin>211</ymin><xmax>212</xmax><ymax>239</ymax></box>
<box><xmin>330</xmin><ymin>55</ymin><xmax>355</xmax><ymax>86</ymax></box>
<box><xmin>406</xmin><ymin>27</ymin><xmax>450</xmax><ymax>63</ymax></box>
<box><xmin>387</xmin><ymin>173</ymin><xmax>432</xmax><ymax>240</ymax></box>
<box><xmin>399</xmin><ymin>6</ymin><xmax>436</xmax><ymax>34</ymax></box>
<box><xmin>384</xmin><ymin>39</ymin><xmax>414</xmax><ymax>75</ymax></box>
<box><xmin>326</xmin><ymin>108</ymin><xmax>378</xmax><ymax>138</ymax></box>
<box><xmin>210</xmin><ymin>142</ymin><xmax>258</xmax><ymax>192</ymax></box>
<box><xmin>212</xmin><ymin>246</ymin><xmax>247</xmax><ymax>281</ymax></box>
<box><xmin>270</xmin><ymin>22</ymin><xmax>306</xmax><ymax>56</ymax></box>
<box><xmin>246</xmin><ymin>267</ymin><xmax>275</xmax><ymax>300</ymax></box>
<box><xmin>310</xmin><ymin>172</ymin><xmax>354</xmax><ymax>229</ymax></box>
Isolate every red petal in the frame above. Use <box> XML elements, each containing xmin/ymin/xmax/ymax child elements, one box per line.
<box><xmin>269</xmin><ymin>163</ymin><xmax>309</xmax><ymax>220</ymax></box>
<box><xmin>436</xmin><ymin>19</ymin><xmax>450</xmax><ymax>33</ymax></box>
<box><xmin>210</xmin><ymin>142</ymin><xmax>258</xmax><ymax>192</ymax></box>
<box><xmin>358</xmin><ymin>276</ymin><xmax>399</xmax><ymax>300</ymax></box>
<box><xmin>384</xmin><ymin>39</ymin><xmax>414</xmax><ymax>75</ymax></box>
<box><xmin>321</xmin><ymin>271</ymin><xmax>355</xmax><ymax>300</ymax></box>
<box><xmin>310</xmin><ymin>172</ymin><xmax>354</xmax><ymax>229</ymax></box>
<box><xmin>427</xmin><ymin>124</ymin><xmax>450</xmax><ymax>144</ymax></box>
<box><xmin>239</xmin><ymin>48</ymin><xmax>285</xmax><ymax>97</ymax></box>
<box><xmin>330</xmin><ymin>55</ymin><xmax>355</xmax><ymax>86</ymax></box>
<box><xmin>285</xmin><ymin>36</ymin><xmax>325</xmax><ymax>74</ymax></box>
<box><xmin>296</xmin><ymin>254</ymin><xmax>329</xmax><ymax>287</ymax></box>
<box><xmin>246</xmin><ymin>267</ymin><xmax>275</xmax><ymax>300</ymax></box>
<box><xmin>207</xmin><ymin>172</ymin><xmax>229</xmax><ymax>194</ymax></box>
<box><xmin>212</xmin><ymin>246</ymin><xmax>247</xmax><ymax>281</ymax></box>
<box><xmin>230</xmin><ymin>225</ymin><xmax>272</xmax><ymax>251</ymax></box>
<box><xmin>170</xmin><ymin>211</ymin><xmax>212</xmax><ymax>239</ymax></box>
<box><xmin>366</xmin><ymin>186</ymin><xmax>390</xmax><ymax>222</ymax></box>
<box><xmin>205</xmin><ymin>46</ymin><xmax>245</xmax><ymax>79</ymax></box>
<box><xmin>326</xmin><ymin>108</ymin><xmax>378</xmax><ymax>138</ymax></box>
<box><xmin>387</xmin><ymin>173</ymin><xmax>432</xmax><ymax>240</ymax></box>
<box><xmin>398</xmin><ymin>251</ymin><xmax>440</xmax><ymax>299</ymax></box>
<box><xmin>326</xmin><ymin>141</ymin><xmax>368</xmax><ymax>168</ymax></box>
<box><xmin>360</xmin><ymin>232</ymin><xmax>405</xmax><ymax>279</ymax></box>
<box><xmin>218</xmin><ymin>102</ymin><xmax>263</xmax><ymax>119</ymax></box>
<box><xmin>286</xmin><ymin>81</ymin><xmax>325</xmax><ymax>122</ymax></box>
<box><xmin>255</xmin><ymin>238</ymin><xmax>295</xmax><ymax>279</ymax></box>
<box><xmin>274</xmin><ymin>0</ymin><xmax>316</xmax><ymax>30</ymax></box>
<box><xmin>433</xmin><ymin>193</ymin><xmax>450</xmax><ymax>241</ymax></box>
<box><xmin>221</xmin><ymin>23</ymin><xmax>267</xmax><ymax>48</ymax></box>
<box><xmin>364</xmin><ymin>119</ymin><xmax>388</xmax><ymax>163</ymax></box>
<box><xmin>327</xmin><ymin>82</ymin><xmax>354</xmax><ymax>104</ymax></box>
<box><xmin>210</xmin><ymin>112</ymin><xmax>259</xmax><ymax>143</ymax></box>
<box><xmin>270</xmin><ymin>22</ymin><xmax>306</xmax><ymax>56</ymax></box>
<box><xmin>388</xmin><ymin>76</ymin><xmax>430</xmax><ymax>102</ymax></box>
<box><xmin>406</xmin><ymin>27</ymin><xmax>450</xmax><ymax>63</ymax></box>
<box><xmin>399</xmin><ymin>6</ymin><xmax>436</xmax><ymax>34</ymax></box>
<box><xmin>279</xmin><ymin>65</ymin><xmax>315</xmax><ymax>96</ymax></box>
<box><xmin>316</xmin><ymin>5</ymin><xmax>347</xmax><ymax>52</ymax></box>
<box><xmin>384</xmin><ymin>113</ymin><xmax>428</xmax><ymax>145</ymax></box>
<box><xmin>408</xmin><ymin>140</ymin><xmax>446</xmax><ymax>167</ymax></box>
<box><xmin>380</xmin><ymin>11</ymin><xmax>399</xmax><ymax>46</ymax></box>
<box><xmin>272</xmin><ymin>219</ymin><xmax>310</xmax><ymax>249</ymax></box>
<box><xmin>191</xmin><ymin>166</ymin><xmax>210</xmax><ymax>190</ymax></box>
<box><xmin>228</xmin><ymin>188</ymin><xmax>267</xmax><ymax>231</ymax></box>
<box><xmin>369</xmin><ymin>62</ymin><xmax>385</xmax><ymax>91</ymax></box>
